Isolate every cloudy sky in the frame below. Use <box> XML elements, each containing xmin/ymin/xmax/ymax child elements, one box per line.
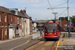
<box><xmin>0</xmin><ymin>0</ymin><xmax>75</xmax><ymax>20</ymax></box>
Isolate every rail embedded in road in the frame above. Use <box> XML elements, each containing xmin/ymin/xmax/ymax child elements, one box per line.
<box><xmin>25</xmin><ymin>41</ymin><xmax>58</xmax><ymax>50</ymax></box>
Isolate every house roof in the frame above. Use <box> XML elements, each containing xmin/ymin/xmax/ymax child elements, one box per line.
<box><xmin>10</xmin><ymin>9</ymin><xmax>26</xmax><ymax>18</ymax></box>
<box><xmin>22</xmin><ymin>11</ymin><xmax>30</xmax><ymax>19</ymax></box>
<box><xmin>0</xmin><ymin>6</ymin><xmax>13</xmax><ymax>14</ymax></box>
<box><xmin>17</xmin><ymin>11</ymin><xmax>26</xmax><ymax>18</ymax></box>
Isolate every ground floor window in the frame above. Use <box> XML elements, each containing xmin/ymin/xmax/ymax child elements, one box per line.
<box><xmin>5</xmin><ymin>28</ymin><xmax>7</xmax><ymax>36</ymax></box>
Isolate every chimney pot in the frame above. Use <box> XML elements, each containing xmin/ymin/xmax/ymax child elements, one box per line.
<box><xmin>15</xmin><ymin>8</ymin><xmax>18</xmax><ymax>10</ymax></box>
<box><xmin>23</xmin><ymin>10</ymin><xmax>26</xmax><ymax>13</ymax></box>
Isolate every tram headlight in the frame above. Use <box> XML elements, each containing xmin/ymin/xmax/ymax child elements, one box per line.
<box><xmin>55</xmin><ymin>33</ymin><xmax>57</xmax><ymax>35</ymax></box>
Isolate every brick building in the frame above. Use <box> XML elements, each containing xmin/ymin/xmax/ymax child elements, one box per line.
<box><xmin>0</xmin><ymin>6</ymin><xmax>21</xmax><ymax>40</ymax></box>
<box><xmin>60</xmin><ymin>18</ymin><xmax>73</xmax><ymax>31</ymax></box>
<box><xmin>0</xmin><ymin>6</ymin><xmax>13</xmax><ymax>40</ymax></box>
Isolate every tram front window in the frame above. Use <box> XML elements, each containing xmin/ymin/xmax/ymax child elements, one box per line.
<box><xmin>45</xmin><ymin>23</ymin><xmax>57</xmax><ymax>32</ymax></box>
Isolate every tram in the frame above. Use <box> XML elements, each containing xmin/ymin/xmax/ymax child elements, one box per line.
<box><xmin>44</xmin><ymin>21</ymin><xmax>61</xmax><ymax>40</ymax></box>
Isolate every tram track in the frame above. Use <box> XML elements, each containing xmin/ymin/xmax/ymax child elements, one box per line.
<box><xmin>49</xmin><ymin>41</ymin><xmax>57</xmax><ymax>50</ymax></box>
<box><xmin>35</xmin><ymin>41</ymin><xmax>46</xmax><ymax>50</ymax></box>
<box><xmin>26</xmin><ymin>40</ymin><xmax>57</xmax><ymax>50</ymax></box>
<box><xmin>35</xmin><ymin>41</ymin><xmax>57</xmax><ymax>50</ymax></box>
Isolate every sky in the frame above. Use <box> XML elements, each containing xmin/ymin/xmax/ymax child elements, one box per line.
<box><xmin>0</xmin><ymin>0</ymin><xmax>75</xmax><ymax>20</ymax></box>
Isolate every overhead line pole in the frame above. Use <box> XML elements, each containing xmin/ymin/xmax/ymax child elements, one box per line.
<box><xmin>52</xmin><ymin>12</ymin><xmax>57</xmax><ymax>22</ymax></box>
<box><xmin>47</xmin><ymin>0</ymin><xmax>71</xmax><ymax>38</ymax></box>
<box><xmin>67</xmin><ymin>0</ymin><xmax>70</xmax><ymax>38</ymax></box>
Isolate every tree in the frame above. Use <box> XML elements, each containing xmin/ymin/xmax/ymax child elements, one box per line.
<box><xmin>39</xmin><ymin>22</ymin><xmax>45</xmax><ymax>24</ymax></box>
<box><xmin>65</xmin><ymin>17</ymin><xmax>68</xmax><ymax>21</ymax></box>
<box><xmin>71</xmin><ymin>16</ymin><xmax>75</xmax><ymax>21</ymax></box>
<box><xmin>59</xmin><ymin>17</ymin><xmax>64</xmax><ymax>21</ymax></box>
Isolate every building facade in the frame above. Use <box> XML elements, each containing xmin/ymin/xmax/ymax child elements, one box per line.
<box><xmin>32</xmin><ymin>21</ymin><xmax>37</xmax><ymax>32</ymax></box>
<box><xmin>20</xmin><ymin>10</ymin><xmax>30</xmax><ymax>35</ymax></box>
<box><xmin>0</xmin><ymin>6</ymin><xmax>22</xmax><ymax>40</ymax></box>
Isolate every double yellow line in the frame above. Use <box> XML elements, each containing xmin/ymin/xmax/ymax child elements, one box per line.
<box><xmin>10</xmin><ymin>39</ymin><xmax>31</xmax><ymax>50</ymax></box>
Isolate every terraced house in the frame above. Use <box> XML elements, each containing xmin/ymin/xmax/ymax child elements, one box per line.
<box><xmin>20</xmin><ymin>10</ymin><xmax>31</xmax><ymax>35</ymax></box>
<box><xmin>0</xmin><ymin>6</ymin><xmax>21</xmax><ymax>40</ymax></box>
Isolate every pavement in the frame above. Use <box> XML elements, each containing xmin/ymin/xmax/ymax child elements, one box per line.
<box><xmin>0</xmin><ymin>31</ymin><xmax>40</xmax><ymax>44</ymax></box>
<box><xmin>0</xmin><ymin>35</ymin><xmax>32</xmax><ymax>44</ymax></box>
<box><xmin>57</xmin><ymin>32</ymin><xmax>75</xmax><ymax>50</ymax></box>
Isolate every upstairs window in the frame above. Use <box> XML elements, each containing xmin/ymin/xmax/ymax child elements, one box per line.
<box><xmin>0</xmin><ymin>13</ymin><xmax>1</xmax><ymax>22</ymax></box>
<box><xmin>17</xmin><ymin>18</ymin><xmax>19</xmax><ymax>24</ymax></box>
<box><xmin>64</xmin><ymin>24</ymin><xmax>67</xmax><ymax>27</ymax></box>
<box><xmin>11</xmin><ymin>16</ymin><xmax>12</xmax><ymax>23</ymax></box>
<box><xmin>5</xmin><ymin>14</ymin><xmax>7</xmax><ymax>22</ymax></box>
<box><xmin>22</xmin><ymin>19</ymin><xmax>23</xmax><ymax>24</ymax></box>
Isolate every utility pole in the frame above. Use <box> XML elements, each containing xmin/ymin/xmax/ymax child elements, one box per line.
<box><xmin>52</xmin><ymin>12</ymin><xmax>57</xmax><ymax>22</ymax></box>
<box><xmin>67</xmin><ymin>0</ymin><xmax>70</xmax><ymax>38</ymax></box>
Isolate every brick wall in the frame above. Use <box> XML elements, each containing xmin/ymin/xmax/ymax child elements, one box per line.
<box><xmin>0</xmin><ymin>12</ymin><xmax>8</xmax><ymax>40</ymax></box>
<box><xmin>61</xmin><ymin>19</ymin><xmax>68</xmax><ymax>28</ymax></box>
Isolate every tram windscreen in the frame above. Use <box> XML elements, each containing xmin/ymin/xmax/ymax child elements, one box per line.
<box><xmin>45</xmin><ymin>23</ymin><xmax>57</xmax><ymax>32</ymax></box>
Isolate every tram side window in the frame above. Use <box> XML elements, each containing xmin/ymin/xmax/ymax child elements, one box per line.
<box><xmin>45</xmin><ymin>27</ymin><xmax>47</xmax><ymax>32</ymax></box>
<box><xmin>58</xmin><ymin>25</ymin><xmax>61</xmax><ymax>32</ymax></box>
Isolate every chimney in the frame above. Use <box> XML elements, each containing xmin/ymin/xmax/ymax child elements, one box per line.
<box><xmin>23</xmin><ymin>10</ymin><xmax>26</xmax><ymax>13</ymax></box>
<box><xmin>15</xmin><ymin>8</ymin><xmax>18</xmax><ymax>15</ymax></box>
<box><xmin>15</xmin><ymin>8</ymin><xmax>18</xmax><ymax>10</ymax></box>
<box><xmin>30</xmin><ymin>17</ymin><xmax>32</xmax><ymax>20</ymax></box>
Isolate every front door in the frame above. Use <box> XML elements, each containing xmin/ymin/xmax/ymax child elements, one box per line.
<box><xmin>9</xmin><ymin>28</ymin><xmax>14</xmax><ymax>39</ymax></box>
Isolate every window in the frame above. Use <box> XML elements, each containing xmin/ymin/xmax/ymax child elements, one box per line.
<box><xmin>0</xmin><ymin>13</ymin><xmax>1</xmax><ymax>22</ymax></box>
<box><xmin>20</xmin><ymin>19</ymin><xmax>21</xmax><ymax>24</ymax></box>
<box><xmin>5</xmin><ymin>28</ymin><xmax>7</xmax><ymax>36</ymax></box>
<box><xmin>17</xmin><ymin>18</ymin><xmax>19</xmax><ymax>24</ymax></box>
<box><xmin>64</xmin><ymin>24</ymin><xmax>67</xmax><ymax>27</ymax></box>
<box><xmin>74</xmin><ymin>28</ymin><xmax>75</xmax><ymax>30</ymax></box>
<box><xmin>5</xmin><ymin>14</ymin><xmax>7</xmax><ymax>22</ymax></box>
<box><xmin>22</xmin><ymin>19</ymin><xmax>24</xmax><ymax>24</ymax></box>
<box><xmin>11</xmin><ymin>16</ymin><xmax>12</xmax><ymax>23</ymax></box>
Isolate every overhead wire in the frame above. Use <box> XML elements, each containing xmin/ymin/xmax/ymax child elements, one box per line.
<box><xmin>56</xmin><ymin>9</ymin><xmax>67</xmax><ymax>19</ymax></box>
<box><xmin>47</xmin><ymin>0</ymin><xmax>67</xmax><ymax>19</ymax></box>
<box><xmin>47</xmin><ymin>0</ymin><xmax>53</xmax><ymax>10</ymax></box>
<box><xmin>54</xmin><ymin>2</ymin><xmax>67</xmax><ymax>8</ymax></box>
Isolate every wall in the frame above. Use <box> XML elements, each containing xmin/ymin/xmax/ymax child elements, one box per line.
<box><xmin>30</xmin><ymin>19</ymin><xmax>32</xmax><ymax>34</ymax></box>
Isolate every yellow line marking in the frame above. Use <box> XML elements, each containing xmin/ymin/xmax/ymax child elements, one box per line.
<box><xmin>10</xmin><ymin>39</ymin><xmax>31</xmax><ymax>50</ymax></box>
<box><xmin>55</xmin><ymin>41</ymin><xmax>60</xmax><ymax>50</ymax></box>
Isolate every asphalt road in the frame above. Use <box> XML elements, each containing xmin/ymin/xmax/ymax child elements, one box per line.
<box><xmin>0</xmin><ymin>32</ymin><xmax>40</xmax><ymax>50</ymax></box>
<box><xmin>0</xmin><ymin>37</ymin><xmax>32</xmax><ymax>50</ymax></box>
